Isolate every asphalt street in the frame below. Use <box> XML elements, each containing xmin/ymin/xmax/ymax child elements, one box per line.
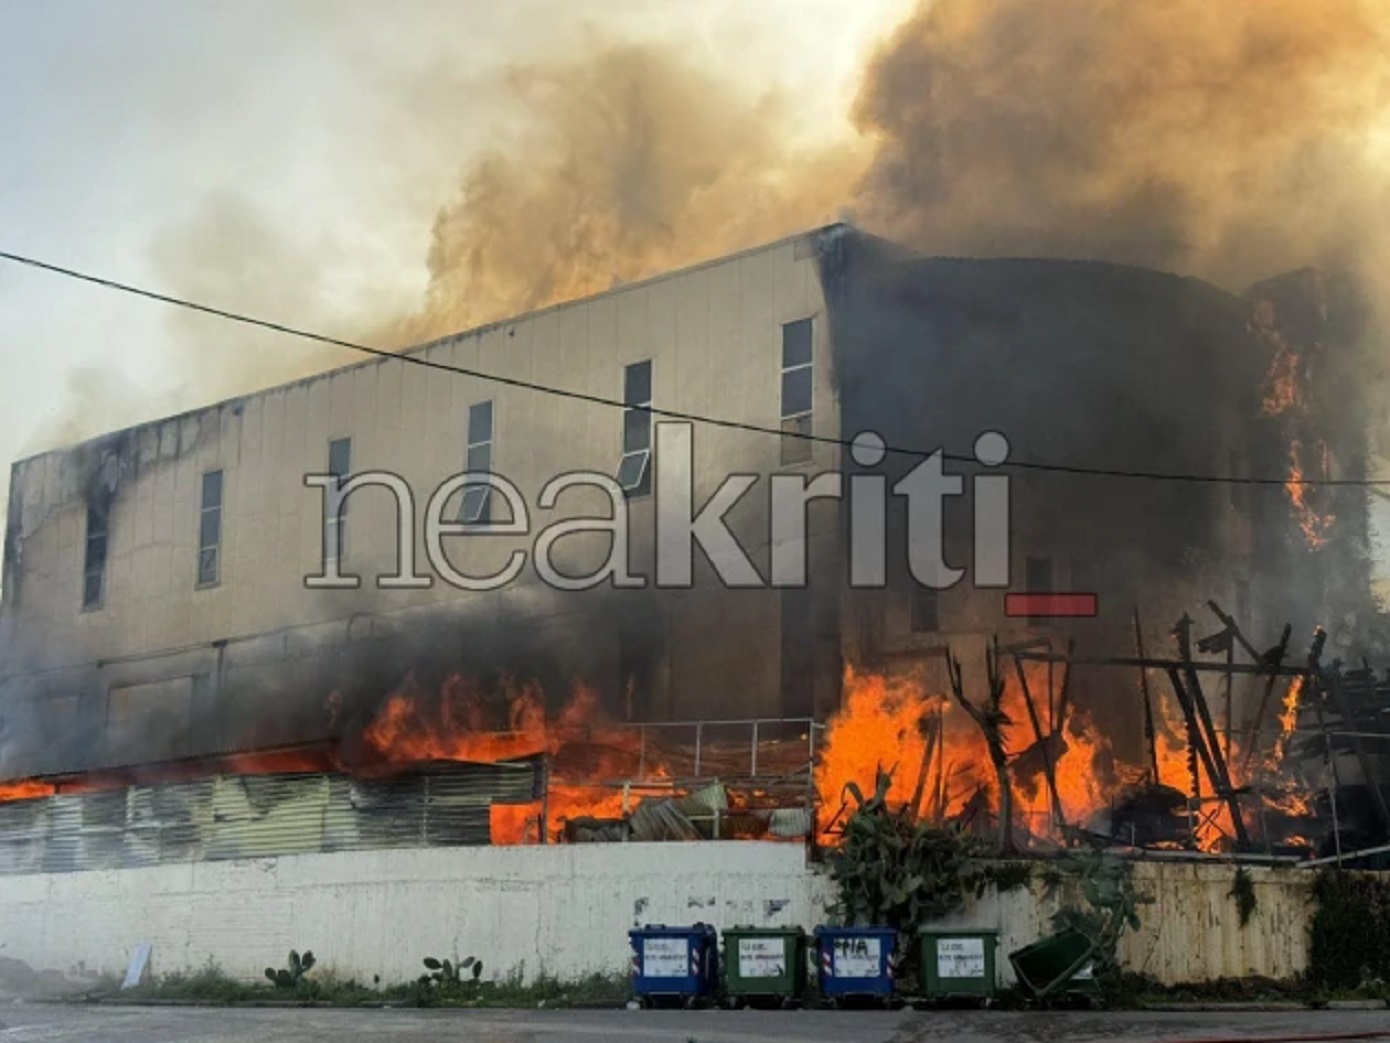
<box><xmin>0</xmin><ymin>1005</ymin><xmax>1387</xmax><ymax>1043</ymax></box>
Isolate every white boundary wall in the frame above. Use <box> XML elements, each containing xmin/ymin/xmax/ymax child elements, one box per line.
<box><xmin>0</xmin><ymin>843</ymin><xmax>1313</xmax><ymax>987</ymax></box>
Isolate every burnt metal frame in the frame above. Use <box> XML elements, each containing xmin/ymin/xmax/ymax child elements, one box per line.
<box><xmin>1011</xmin><ymin>601</ymin><xmax>1390</xmax><ymax>856</ymax></box>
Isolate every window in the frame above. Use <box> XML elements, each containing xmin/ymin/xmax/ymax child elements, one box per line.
<box><xmin>1025</xmin><ymin>555</ymin><xmax>1053</xmax><ymax>625</ymax></box>
<box><xmin>326</xmin><ymin>437</ymin><xmax>351</xmax><ymax>565</ymax></box>
<box><xmin>910</xmin><ymin>585</ymin><xmax>939</xmax><ymax>633</ymax></box>
<box><xmin>197</xmin><ymin>470</ymin><xmax>223</xmax><ymax>587</ymax></box>
<box><xmin>82</xmin><ymin>503</ymin><xmax>108</xmax><ymax>610</ymax></box>
<box><xmin>618</xmin><ymin>360</ymin><xmax>652</xmax><ymax>496</ymax></box>
<box><xmin>460</xmin><ymin>400</ymin><xmax>494</xmax><ymax>525</ymax></box>
<box><xmin>780</xmin><ymin>318</ymin><xmax>814</xmax><ymax>464</ymax></box>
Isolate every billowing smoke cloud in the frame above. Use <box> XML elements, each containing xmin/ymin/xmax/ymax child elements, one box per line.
<box><xmin>389</xmin><ymin>0</ymin><xmax>1390</xmax><ymax>346</ymax></box>
<box><xmin>851</xmin><ymin>0</ymin><xmax>1390</xmax><ymax>294</ymax></box>
<box><xmin>390</xmin><ymin>41</ymin><xmax>862</xmax><ymax>344</ymax></box>
<box><xmin>25</xmin><ymin>1</ymin><xmax>1390</xmax><ymax>443</ymax></box>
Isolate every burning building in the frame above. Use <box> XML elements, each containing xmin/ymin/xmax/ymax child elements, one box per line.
<box><xmin>0</xmin><ymin>224</ymin><xmax>1386</xmax><ymax>864</ymax></box>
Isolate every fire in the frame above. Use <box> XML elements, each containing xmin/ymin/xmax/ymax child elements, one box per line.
<box><xmin>0</xmin><ymin>780</ymin><xmax>55</xmax><ymax>802</ymax></box>
<box><xmin>359</xmin><ymin>673</ymin><xmax>681</xmax><ymax>841</ymax></box>
<box><xmin>1286</xmin><ymin>441</ymin><xmax>1334</xmax><ymax>550</ymax></box>
<box><xmin>0</xmin><ymin>658</ymin><xmax>1325</xmax><ymax>856</ymax></box>
<box><xmin>1261</xmin><ymin>343</ymin><xmax>1305</xmax><ymax>417</ymax></box>
<box><xmin>814</xmin><ymin>665</ymin><xmax>1106</xmax><ymax>846</ymax></box>
<box><xmin>816</xmin><ymin>661</ymin><xmax>1324</xmax><ymax>855</ymax></box>
<box><xmin>1273</xmin><ymin>676</ymin><xmax>1305</xmax><ymax>764</ymax></box>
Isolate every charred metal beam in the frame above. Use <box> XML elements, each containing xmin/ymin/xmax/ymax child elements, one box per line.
<box><xmin>1242</xmin><ymin>624</ymin><xmax>1294</xmax><ymax>774</ymax></box>
<box><xmin>1133</xmin><ymin>607</ymin><xmax>1161</xmax><ymax>785</ymax></box>
<box><xmin>1175</xmin><ymin>614</ymin><xmax>1248</xmax><ymax>846</ymax></box>
<box><xmin>1011</xmin><ymin>651</ymin><xmax>1305</xmax><ymax>676</ymax></box>
<box><xmin>1011</xmin><ymin>654</ymin><xmax>1067</xmax><ymax>836</ymax></box>
<box><xmin>1053</xmin><ymin>638</ymin><xmax>1076</xmax><ymax>733</ymax></box>
<box><xmin>1205</xmin><ymin>600</ymin><xmax>1264</xmax><ymax>665</ymax></box>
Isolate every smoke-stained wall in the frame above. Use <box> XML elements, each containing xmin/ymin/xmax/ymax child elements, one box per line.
<box><xmin>0</xmin><ymin>231</ymin><xmax>841</xmax><ymax>779</ymax></box>
<box><xmin>0</xmin><ymin>225</ymin><xmax>1376</xmax><ymax>781</ymax></box>
<box><xmin>818</xmin><ymin>232</ymin><xmax>1307</xmax><ymax>763</ymax></box>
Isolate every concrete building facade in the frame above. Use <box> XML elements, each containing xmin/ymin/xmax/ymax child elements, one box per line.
<box><xmin>0</xmin><ymin>225</ymin><xmax>1334</xmax><ymax>781</ymax></box>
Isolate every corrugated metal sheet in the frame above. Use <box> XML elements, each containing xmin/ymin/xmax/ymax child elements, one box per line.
<box><xmin>0</xmin><ymin>760</ymin><xmax>539</xmax><ymax>875</ymax></box>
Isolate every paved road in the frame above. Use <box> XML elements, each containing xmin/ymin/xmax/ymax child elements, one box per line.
<box><xmin>0</xmin><ymin>1005</ymin><xmax>1387</xmax><ymax>1043</ymax></box>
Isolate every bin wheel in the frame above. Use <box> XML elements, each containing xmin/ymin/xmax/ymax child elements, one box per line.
<box><xmin>682</xmin><ymin>995</ymin><xmax>697</xmax><ymax>1010</ymax></box>
<box><xmin>826</xmin><ymin>998</ymin><xmax>841</xmax><ymax>1011</ymax></box>
<box><xmin>727</xmin><ymin>996</ymin><xmax>743</xmax><ymax>1010</ymax></box>
<box><xmin>779</xmin><ymin>997</ymin><xmax>800</xmax><ymax>1011</ymax></box>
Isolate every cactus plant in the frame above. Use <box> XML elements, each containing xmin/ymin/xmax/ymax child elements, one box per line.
<box><xmin>418</xmin><ymin>955</ymin><xmax>484</xmax><ymax>989</ymax></box>
<box><xmin>264</xmin><ymin>949</ymin><xmax>316</xmax><ymax>988</ymax></box>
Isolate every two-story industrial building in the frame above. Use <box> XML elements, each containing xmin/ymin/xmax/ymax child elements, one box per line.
<box><xmin>0</xmin><ymin>224</ymin><xmax>1358</xmax><ymax>781</ymax></box>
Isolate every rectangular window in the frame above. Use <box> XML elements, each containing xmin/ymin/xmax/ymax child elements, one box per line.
<box><xmin>780</xmin><ymin>318</ymin><xmax>813</xmax><ymax>464</ymax></box>
<box><xmin>461</xmin><ymin>400</ymin><xmax>494</xmax><ymax>525</ymax></box>
<box><xmin>197</xmin><ymin>470</ymin><xmax>223</xmax><ymax>587</ymax></box>
<box><xmin>618</xmin><ymin>360</ymin><xmax>652</xmax><ymax>496</ymax></box>
<box><xmin>326</xmin><ymin>437</ymin><xmax>351</xmax><ymax>565</ymax></box>
<box><xmin>82</xmin><ymin>503</ymin><xmax>108</xmax><ymax>610</ymax></box>
<box><xmin>1025</xmin><ymin>555</ymin><xmax>1053</xmax><ymax>625</ymax></box>
<box><xmin>910</xmin><ymin>585</ymin><xmax>939</xmax><ymax>633</ymax></box>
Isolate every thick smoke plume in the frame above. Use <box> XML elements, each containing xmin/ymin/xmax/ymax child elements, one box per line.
<box><xmin>389</xmin><ymin>41</ymin><xmax>862</xmax><ymax>344</ymax></box>
<box><xmin>397</xmin><ymin>0</ymin><xmax>1390</xmax><ymax>345</ymax></box>
<box><xmin>852</xmin><ymin>0</ymin><xmax>1390</xmax><ymax>294</ymax></box>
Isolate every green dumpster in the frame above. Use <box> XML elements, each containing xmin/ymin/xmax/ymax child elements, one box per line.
<box><xmin>721</xmin><ymin>926</ymin><xmax>808</xmax><ymax>1007</ymax></box>
<box><xmin>1008</xmin><ymin>928</ymin><xmax>1102</xmax><ymax>1001</ymax></box>
<box><xmin>918</xmin><ymin>929</ymin><xmax>999</xmax><ymax>1000</ymax></box>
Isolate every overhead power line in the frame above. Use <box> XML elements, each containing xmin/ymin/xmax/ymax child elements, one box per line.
<box><xmin>1</xmin><ymin>247</ymin><xmax>1382</xmax><ymax>487</ymax></box>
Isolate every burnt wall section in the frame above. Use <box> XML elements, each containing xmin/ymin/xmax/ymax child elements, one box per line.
<box><xmin>816</xmin><ymin>236</ymin><xmax>1303</xmax><ymax>761</ymax></box>
<box><xmin>822</xmin><ymin>239</ymin><xmax>1271</xmax><ymax>635</ymax></box>
<box><xmin>0</xmin><ymin>231</ymin><xmax>840</xmax><ymax>780</ymax></box>
<box><xmin>1242</xmin><ymin>268</ymin><xmax>1381</xmax><ymax>649</ymax></box>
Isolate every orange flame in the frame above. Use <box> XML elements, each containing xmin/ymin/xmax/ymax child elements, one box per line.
<box><xmin>814</xmin><ymin>665</ymin><xmax>1107</xmax><ymax>846</ymax></box>
<box><xmin>1286</xmin><ymin>442</ymin><xmax>1334</xmax><ymax>550</ymax></box>
<box><xmin>0</xmin><ymin>780</ymin><xmax>56</xmax><ymax>802</ymax></box>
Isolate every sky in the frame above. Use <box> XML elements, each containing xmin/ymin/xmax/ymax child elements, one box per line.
<box><xmin>0</xmin><ymin>0</ymin><xmax>912</xmax><ymax>499</ymax></box>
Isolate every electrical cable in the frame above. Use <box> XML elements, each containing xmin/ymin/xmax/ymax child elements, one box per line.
<box><xmin>2</xmin><ymin>248</ymin><xmax>1383</xmax><ymax>487</ymax></box>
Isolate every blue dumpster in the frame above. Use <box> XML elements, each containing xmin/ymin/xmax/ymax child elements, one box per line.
<box><xmin>813</xmin><ymin>925</ymin><xmax>897</xmax><ymax>1003</ymax></box>
<box><xmin>628</xmin><ymin>923</ymin><xmax>719</xmax><ymax>1007</ymax></box>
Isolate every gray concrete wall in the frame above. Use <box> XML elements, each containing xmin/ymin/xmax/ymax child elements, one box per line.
<box><xmin>0</xmin><ymin>843</ymin><xmax>1315</xmax><ymax>988</ymax></box>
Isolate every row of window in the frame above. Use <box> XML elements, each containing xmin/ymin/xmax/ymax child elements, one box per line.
<box><xmin>80</xmin><ymin>319</ymin><xmax>817</xmax><ymax>608</ymax></box>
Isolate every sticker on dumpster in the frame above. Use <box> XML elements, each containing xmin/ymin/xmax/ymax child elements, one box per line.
<box><xmin>1074</xmin><ymin>962</ymin><xmax>1095</xmax><ymax>980</ymax></box>
<box><xmin>738</xmin><ymin>938</ymin><xmax>785</xmax><ymax>978</ymax></box>
<box><xmin>642</xmin><ymin>937</ymin><xmax>688</xmax><ymax>978</ymax></box>
<box><xmin>936</xmin><ymin>937</ymin><xmax>985</xmax><ymax>979</ymax></box>
<box><xmin>831</xmin><ymin>937</ymin><xmax>881</xmax><ymax>978</ymax></box>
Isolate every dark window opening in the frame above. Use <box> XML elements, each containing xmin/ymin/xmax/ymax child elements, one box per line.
<box><xmin>780</xmin><ymin>318</ymin><xmax>813</xmax><ymax>465</ymax></box>
<box><xmin>326</xmin><ymin>437</ymin><xmax>351</xmax><ymax>565</ymax></box>
<box><xmin>620</xmin><ymin>360</ymin><xmax>652</xmax><ymax>497</ymax></box>
<box><xmin>197</xmin><ymin>470</ymin><xmax>223</xmax><ymax>588</ymax></box>
<box><xmin>910</xmin><ymin>585</ymin><xmax>939</xmax><ymax>633</ymax></box>
<box><xmin>462</xmin><ymin>400</ymin><xmax>494</xmax><ymax>526</ymax></box>
<box><xmin>83</xmin><ymin>502</ymin><xmax>108</xmax><ymax>610</ymax></box>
